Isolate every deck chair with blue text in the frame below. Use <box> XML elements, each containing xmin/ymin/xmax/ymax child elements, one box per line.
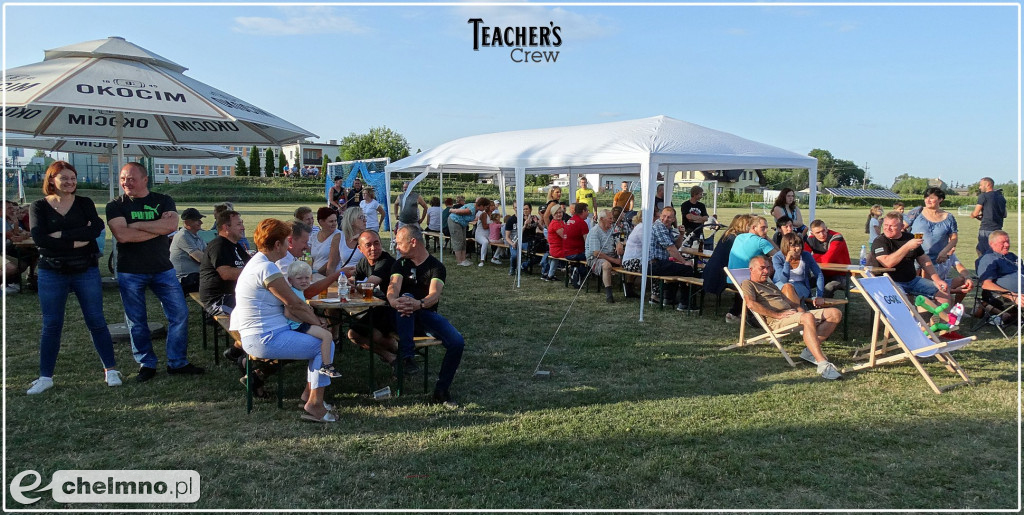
<box><xmin>848</xmin><ymin>274</ymin><xmax>974</xmax><ymax>394</ymax></box>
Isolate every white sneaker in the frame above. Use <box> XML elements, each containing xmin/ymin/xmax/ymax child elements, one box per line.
<box><xmin>458</xmin><ymin>260</ymin><xmax>473</xmax><ymax>267</ymax></box>
<box><xmin>477</xmin><ymin>261</ymin><xmax>485</xmax><ymax>267</ymax></box>
<box><xmin>817</xmin><ymin>361</ymin><xmax>842</xmax><ymax>380</ymax></box>
<box><xmin>27</xmin><ymin>377</ymin><xmax>54</xmax><ymax>395</ymax></box>
<box><xmin>490</xmin><ymin>257</ymin><xmax>502</xmax><ymax>265</ymax></box>
<box><xmin>105</xmin><ymin>370</ymin><xmax>123</xmax><ymax>387</ymax></box>
<box><xmin>725</xmin><ymin>313</ymin><xmax>738</xmax><ymax>323</ymax></box>
<box><xmin>4</xmin><ymin>284</ymin><xmax>20</xmax><ymax>294</ymax></box>
<box><xmin>799</xmin><ymin>348</ymin><xmax>820</xmax><ymax>365</ymax></box>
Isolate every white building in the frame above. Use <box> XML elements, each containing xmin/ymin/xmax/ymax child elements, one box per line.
<box><xmin>280</xmin><ymin>140</ymin><xmax>341</xmax><ymax>177</ymax></box>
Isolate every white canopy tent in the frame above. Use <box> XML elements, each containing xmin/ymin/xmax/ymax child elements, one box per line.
<box><xmin>386</xmin><ymin>115</ymin><xmax>819</xmax><ymax>321</ymax></box>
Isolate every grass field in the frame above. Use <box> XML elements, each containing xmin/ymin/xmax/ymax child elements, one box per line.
<box><xmin>3</xmin><ymin>200</ymin><xmax>1019</xmax><ymax>510</ymax></box>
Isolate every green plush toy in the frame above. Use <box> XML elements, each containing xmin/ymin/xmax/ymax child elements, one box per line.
<box><xmin>915</xmin><ymin>295</ymin><xmax>950</xmax><ymax>333</ymax></box>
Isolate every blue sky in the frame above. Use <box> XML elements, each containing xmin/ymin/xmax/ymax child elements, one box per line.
<box><xmin>3</xmin><ymin>2</ymin><xmax>1020</xmax><ymax>186</ymax></box>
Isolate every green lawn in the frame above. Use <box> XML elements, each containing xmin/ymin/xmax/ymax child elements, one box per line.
<box><xmin>4</xmin><ymin>202</ymin><xmax>1018</xmax><ymax>510</ymax></box>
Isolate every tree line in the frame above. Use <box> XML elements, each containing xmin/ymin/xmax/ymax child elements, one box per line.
<box><xmin>232</xmin><ymin>126</ymin><xmax>413</xmax><ymax>177</ymax></box>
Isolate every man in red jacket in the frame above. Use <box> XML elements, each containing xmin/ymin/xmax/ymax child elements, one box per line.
<box><xmin>562</xmin><ymin>203</ymin><xmax>590</xmax><ymax>288</ymax></box>
<box><xmin>803</xmin><ymin>219</ymin><xmax>850</xmax><ymax>298</ymax></box>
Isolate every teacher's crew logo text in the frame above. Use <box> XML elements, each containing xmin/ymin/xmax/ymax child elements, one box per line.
<box><xmin>468</xmin><ymin>18</ymin><xmax>562</xmax><ymax>63</ymax></box>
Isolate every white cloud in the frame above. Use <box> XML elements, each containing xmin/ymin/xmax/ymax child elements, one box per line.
<box><xmin>835</xmin><ymin>22</ymin><xmax>858</xmax><ymax>33</ymax></box>
<box><xmin>232</xmin><ymin>7</ymin><xmax>366</xmax><ymax>36</ymax></box>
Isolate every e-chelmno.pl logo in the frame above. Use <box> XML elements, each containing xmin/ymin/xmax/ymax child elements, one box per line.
<box><xmin>9</xmin><ymin>470</ymin><xmax>200</xmax><ymax>505</ymax></box>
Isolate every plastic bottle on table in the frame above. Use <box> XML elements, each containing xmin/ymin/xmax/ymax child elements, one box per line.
<box><xmin>338</xmin><ymin>271</ymin><xmax>349</xmax><ymax>296</ymax></box>
<box><xmin>859</xmin><ymin>245</ymin><xmax>867</xmax><ymax>267</ymax></box>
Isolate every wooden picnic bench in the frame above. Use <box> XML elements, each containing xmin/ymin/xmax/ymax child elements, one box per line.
<box><xmin>187</xmin><ymin>292</ymin><xmax>218</xmax><ymax>364</ymax></box>
<box><xmin>612</xmin><ymin>267</ymin><xmax>705</xmax><ymax>313</ymax></box>
<box><xmin>421</xmin><ymin>229</ymin><xmax>478</xmax><ymax>258</ymax></box>
<box><xmin>206</xmin><ymin>313</ymin><xmax>286</xmax><ymax>413</ymax></box>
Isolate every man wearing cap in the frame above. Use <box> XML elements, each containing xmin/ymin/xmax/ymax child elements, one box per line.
<box><xmin>169</xmin><ymin>208</ymin><xmax>207</xmax><ymax>294</ymax></box>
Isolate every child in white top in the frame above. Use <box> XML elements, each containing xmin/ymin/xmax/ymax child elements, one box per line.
<box><xmin>285</xmin><ymin>260</ymin><xmax>340</xmax><ymax>378</ymax></box>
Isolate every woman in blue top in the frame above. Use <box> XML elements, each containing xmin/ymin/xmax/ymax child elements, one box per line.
<box><xmin>910</xmin><ymin>187</ymin><xmax>958</xmax><ymax>266</ymax></box>
<box><xmin>772</xmin><ymin>233</ymin><xmax>825</xmax><ymax>308</ymax></box>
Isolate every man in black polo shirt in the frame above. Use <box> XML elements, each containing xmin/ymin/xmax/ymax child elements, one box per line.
<box><xmin>107</xmin><ymin>162</ymin><xmax>203</xmax><ymax>382</ymax></box>
<box><xmin>348</xmin><ymin>230</ymin><xmax>399</xmax><ymax>364</ymax></box>
<box><xmin>199</xmin><ymin>209</ymin><xmax>249</xmax><ymax>316</ymax></box>
<box><xmin>387</xmin><ymin>225</ymin><xmax>465</xmax><ymax>408</ymax></box>
<box><xmin>868</xmin><ymin>211</ymin><xmax>953</xmax><ymax>320</ymax></box>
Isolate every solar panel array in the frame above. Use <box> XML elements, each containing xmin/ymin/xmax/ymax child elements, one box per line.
<box><xmin>823</xmin><ymin>188</ymin><xmax>902</xmax><ymax>200</ymax></box>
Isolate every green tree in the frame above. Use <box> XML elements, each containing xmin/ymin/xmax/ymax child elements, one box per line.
<box><xmin>995</xmin><ymin>181</ymin><xmax>1020</xmax><ymax>199</ymax></box>
<box><xmin>278</xmin><ymin>152</ymin><xmax>288</xmax><ymax>176</ymax></box>
<box><xmin>822</xmin><ymin>172</ymin><xmax>839</xmax><ymax>188</ymax></box>
<box><xmin>321</xmin><ymin>155</ymin><xmax>329</xmax><ymax>177</ymax></box>
<box><xmin>248</xmin><ymin>146</ymin><xmax>260</xmax><ymax>177</ymax></box>
<box><xmin>808</xmin><ymin>149</ymin><xmax>865</xmax><ymax>187</ymax></box>
<box><xmin>892</xmin><ymin>176</ymin><xmax>929</xmax><ymax>195</ymax></box>
<box><xmin>264</xmin><ymin>148</ymin><xmax>275</xmax><ymax>177</ymax></box>
<box><xmin>831</xmin><ymin>159</ymin><xmax>865</xmax><ymax>187</ymax></box>
<box><xmin>530</xmin><ymin>174</ymin><xmax>552</xmax><ymax>187</ymax></box>
<box><xmin>338</xmin><ymin>126</ymin><xmax>411</xmax><ymax>163</ymax></box>
<box><xmin>234</xmin><ymin>156</ymin><xmax>248</xmax><ymax>177</ymax></box>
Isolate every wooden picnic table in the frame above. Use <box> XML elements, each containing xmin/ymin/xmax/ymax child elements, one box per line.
<box><xmin>817</xmin><ymin>263</ymin><xmax>895</xmax><ymax>339</ymax></box>
<box><xmin>677</xmin><ymin>246</ymin><xmax>713</xmax><ymax>260</ymax></box>
<box><xmin>308</xmin><ymin>287</ymin><xmax>387</xmax><ymax>314</ymax></box>
<box><xmin>310</xmin><ymin>287</ymin><xmax>389</xmax><ymax>391</ymax></box>
<box><xmin>818</xmin><ymin>263</ymin><xmax>895</xmax><ymax>275</ymax></box>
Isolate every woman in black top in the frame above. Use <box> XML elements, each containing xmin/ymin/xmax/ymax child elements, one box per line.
<box><xmin>26</xmin><ymin>161</ymin><xmax>121</xmax><ymax>395</ymax></box>
<box><xmin>328</xmin><ymin>177</ymin><xmax>346</xmax><ymax>213</ymax></box>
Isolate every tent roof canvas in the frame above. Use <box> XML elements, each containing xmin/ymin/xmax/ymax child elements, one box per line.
<box><xmin>386</xmin><ymin>115</ymin><xmax>817</xmax><ymax>174</ymax></box>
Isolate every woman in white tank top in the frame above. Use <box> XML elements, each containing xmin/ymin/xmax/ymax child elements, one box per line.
<box><xmin>311</xmin><ymin>207</ymin><xmax>341</xmax><ymax>275</ymax></box>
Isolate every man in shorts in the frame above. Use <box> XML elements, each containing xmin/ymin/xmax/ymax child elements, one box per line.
<box><xmin>740</xmin><ymin>255</ymin><xmax>843</xmax><ymax>380</ymax></box>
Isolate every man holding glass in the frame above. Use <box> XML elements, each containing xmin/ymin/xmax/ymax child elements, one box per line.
<box><xmin>868</xmin><ymin>212</ymin><xmax>953</xmax><ymax>319</ymax></box>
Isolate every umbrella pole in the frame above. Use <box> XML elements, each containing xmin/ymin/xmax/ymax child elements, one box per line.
<box><xmin>17</xmin><ymin>168</ymin><xmax>25</xmax><ymax>204</ymax></box>
<box><xmin>115</xmin><ymin>112</ymin><xmax>125</xmax><ymax>198</ymax></box>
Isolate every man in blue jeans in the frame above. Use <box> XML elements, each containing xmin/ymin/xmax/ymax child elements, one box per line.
<box><xmin>387</xmin><ymin>225</ymin><xmax>464</xmax><ymax>408</ymax></box>
<box><xmin>107</xmin><ymin>162</ymin><xmax>204</xmax><ymax>382</ymax></box>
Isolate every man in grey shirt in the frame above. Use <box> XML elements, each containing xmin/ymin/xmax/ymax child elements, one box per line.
<box><xmin>393</xmin><ymin>181</ymin><xmax>428</xmax><ymax>230</ymax></box>
<box><xmin>585</xmin><ymin>209</ymin><xmax>622</xmax><ymax>303</ymax></box>
<box><xmin>169</xmin><ymin>208</ymin><xmax>206</xmax><ymax>293</ymax></box>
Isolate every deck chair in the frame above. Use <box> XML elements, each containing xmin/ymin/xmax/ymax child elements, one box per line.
<box><xmin>968</xmin><ymin>283</ymin><xmax>1019</xmax><ymax>341</ymax></box>
<box><xmin>847</xmin><ymin>274</ymin><xmax>974</xmax><ymax>394</ymax></box>
<box><xmin>719</xmin><ymin>268</ymin><xmax>799</xmax><ymax>367</ymax></box>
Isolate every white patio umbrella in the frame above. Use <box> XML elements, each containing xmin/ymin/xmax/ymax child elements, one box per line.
<box><xmin>3</xmin><ymin>36</ymin><xmax>315</xmax><ymax>196</ymax></box>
